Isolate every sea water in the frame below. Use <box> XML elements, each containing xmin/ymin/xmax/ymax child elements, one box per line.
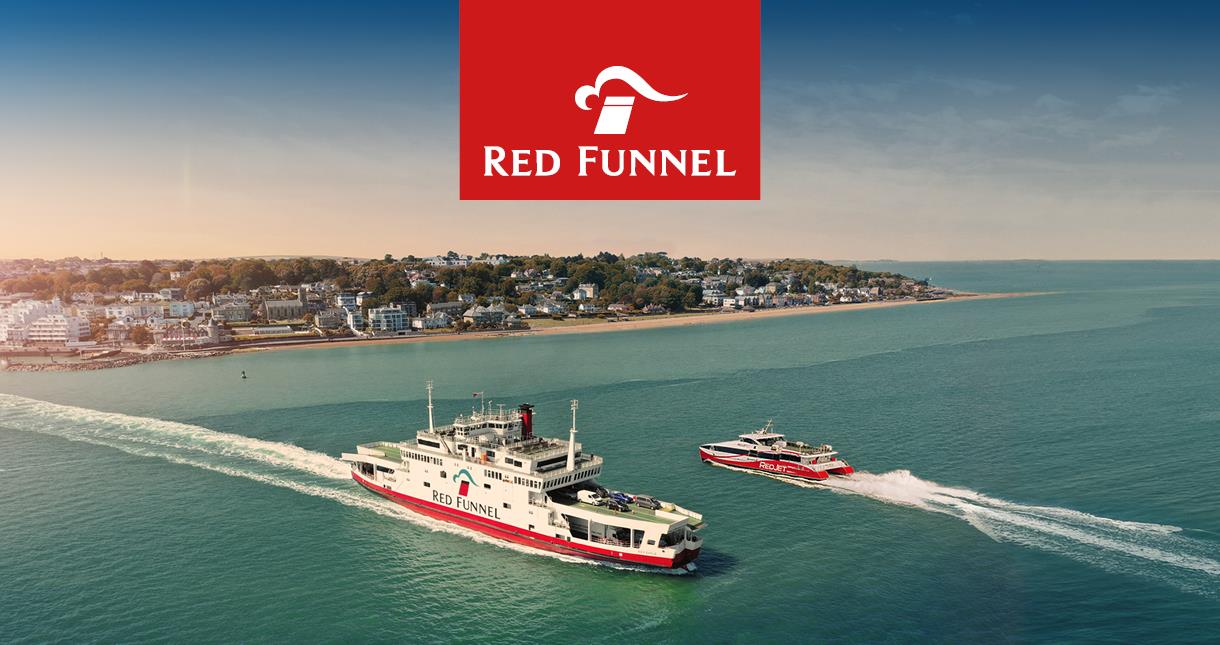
<box><xmin>1</xmin><ymin>261</ymin><xmax>1218</xmax><ymax>642</ymax></box>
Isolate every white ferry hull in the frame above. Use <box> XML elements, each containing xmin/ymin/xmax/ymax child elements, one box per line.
<box><xmin>353</xmin><ymin>471</ymin><xmax>700</xmax><ymax>569</ymax></box>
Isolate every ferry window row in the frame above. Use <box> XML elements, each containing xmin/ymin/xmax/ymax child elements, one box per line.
<box><xmin>404</xmin><ymin>450</ymin><xmax>442</xmax><ymax>465</ymax></box>
<box><xmin>512</xmin><ymin>476</ymin><xmax>540</xmax><ymax>489</ymax></box>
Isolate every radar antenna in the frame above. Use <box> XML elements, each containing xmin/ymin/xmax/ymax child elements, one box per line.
<box><xmin>566</xmin><ymin>400</ymin><xmax>580</xmax><ymax>471</ymax></box>
<box><xmin>426</xmin><ymin>381</ymin><xmax>435</xmax><ymax>433</ymax></box>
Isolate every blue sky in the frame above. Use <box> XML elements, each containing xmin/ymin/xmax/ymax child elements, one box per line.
<box><xmin>1</xmin><ymin>1</ymin><xmax>1216</xmax><ymax>259</ymax></box>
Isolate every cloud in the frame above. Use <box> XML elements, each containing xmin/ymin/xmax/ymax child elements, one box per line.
<box><xmin>1094</xmin><ymin>126</ymin><xmax>1169</xmax><ymax>150</ymax></box>
<box><xmin>1034</xmin><ymin>94</ymin><xmax>1075</xmax><ymax>112</ymax></box>
<box><xmin>928</xmin><ymin>75</ymin><xmax>1014</xmax><ymax>97</ymax></box>
<box><xmin>1106</xmin><ymin>85</ymin><xmax>1181</xmax><ymax>116</ymax></box>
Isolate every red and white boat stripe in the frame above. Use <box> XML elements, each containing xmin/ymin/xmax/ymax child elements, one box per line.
<box><xmin>699</xmin><ymin>449</ymin><xmax>853</xmax><ymax>479</ymax></box>
<box><xmin>352</xmin><ymin>472</ymin><xmax>697</xmax><ymax>568</ymax></box>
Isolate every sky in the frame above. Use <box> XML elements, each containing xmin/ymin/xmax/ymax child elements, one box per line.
<box><xmin>1</xmin><ymin>0</ymin><xmax>1217</xmax><ymax>261</ymax></box>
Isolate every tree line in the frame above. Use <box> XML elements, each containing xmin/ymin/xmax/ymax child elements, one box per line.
<box><xmin>2</xmin><ymin>253</ymin><xmax>922</xmax><ymax>312</ymax></box>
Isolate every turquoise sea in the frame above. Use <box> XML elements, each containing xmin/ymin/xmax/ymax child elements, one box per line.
<box><xmin>2</xmin><ymin>261</ymin><xmax>1219</xmax><ymax>643</ymax></box>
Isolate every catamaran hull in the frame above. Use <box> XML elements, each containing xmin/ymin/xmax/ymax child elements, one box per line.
<box><xmin>699</xmin><ymin>448</ymin><xmax>853</xmax><ymax>480</ymax></box>
<box><xmin>353</xmin><ymin>472</ymin><xmax>699</xmax><ymax>569</ymax></box>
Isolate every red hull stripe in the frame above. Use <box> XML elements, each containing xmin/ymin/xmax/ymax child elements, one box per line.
<box><xmin>699</xmin><ymin>449</ymin><xmax>830</xmax><ymax>480</ymax></box>
<box><xmin>351</xmin><ymin>472</ymin><xmax>696</xmax><ymax>568</ymax></box>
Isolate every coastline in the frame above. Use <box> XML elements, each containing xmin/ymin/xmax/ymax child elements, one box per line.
<box><xmin>250</xmin><ymin>291</ymin><xmax>1041</xmax><ymax>353</ymax></box>
<box><xmin>1</xmin><ymin>292</ymin><xmax>1043</xmax><ymax>371</ymax></box>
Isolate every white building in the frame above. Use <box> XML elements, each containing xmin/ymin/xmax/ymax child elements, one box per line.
<box><xmin>572</xmin><ymin>283</ymin><xmax>599</xmax><ymax>301</ymax></box>
<box><xmin>27</xmin><ymin>314</ymin><xmax>86</xmax><ymax>346</ymax></box>
<box><xmin>474</xmin><ymin>254</ymin><xmax>509</xmax><ymax>266</ymax></box>
<box><xmin>427</xmin><ymin>255</ymin><xmax>472</xmax><ymax>267</ymax></box>
<box><xmin>335</xmin><ymin>292</ymin><xmax>357</xmax><ymax>311</ymax></box>
<box><xmin>412</xmin><ymin>312</ymin><xmax>453</xmax><ymax>329</ymax></box>
<box><xmin>162</xmin><ymin>301</ymin><xmax>196</xmax><ymax>318</ymax></box>
<box><xmin>346</xmin><ymin>309</ymin><xmax>365</xmax><ymax>332</ymax></box>
<box><xmin>367</xmin><ymin>305</ymin><xmax>409</xmax><ymax>332</ymax></box>
<box><xmin>0</xmin><ymin>324</ymin><xmax>29</xmax><ymax>344</ymax></box>
<box><xmin>105</xmin><ymin>303</ymin><xmax>162</xmax><ymax>320</ymax></box>
<box><xmin>0</xmin><ymin>299</ymin><xmax>62</xmax><ymax>327</ymax></box>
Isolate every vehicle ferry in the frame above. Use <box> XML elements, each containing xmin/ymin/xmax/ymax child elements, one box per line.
<box><xmin>699</xmin><ymin>421</ymin><xmax>854</xmax><ymax>481</ymax></box>
<box><xmin>341</xmin><ymin>385</ymin><xmax>704</xmax><ymax>569</ymax></box>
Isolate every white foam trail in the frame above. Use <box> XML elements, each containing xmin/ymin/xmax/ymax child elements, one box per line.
<box><xmin>0</xmin><ymin>393</ymin><xmax>346</xmax><ymax>479</ymax></box>
<box><xmin>0</xmin><ymin>394</ymin><xmax>689</xmax><ymax>575</ymax></box>
<box><xmin>709</xmin><ymin>462</ymin><xmax>1220</xmax><ymax>595</ymax></box>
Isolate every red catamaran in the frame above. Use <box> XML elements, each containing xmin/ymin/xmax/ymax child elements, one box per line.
<box><xmin>699</xmin><ymin>421</ymin><xmax>854</xmax><ymax>481</ymax></box>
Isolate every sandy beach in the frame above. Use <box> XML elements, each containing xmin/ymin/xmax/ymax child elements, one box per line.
<box><xmin>1</xmin><ymin>292</ymin><xmax>1042</xmax><ymax>372</ymax></box>
<box><xmin>244</xmin><ymin>291</ymin><xmax>1041</xmax><ymax>354</ymax></box>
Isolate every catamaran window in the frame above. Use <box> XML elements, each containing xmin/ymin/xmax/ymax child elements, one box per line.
<box><xmin>484</xmin><ymin>483</ymin><xmax>491</xmax><ymax>489</ymax></box>
<box><xmin>375</xmin><ymin>465</ymin><xmax>394</xmax><ymax>473</ymax></box>
<box><xmin>742</xmin><ymin>438</ymin><xmax>757</xmax><ymax>445</ymax></box>
<box><xmin>359</xmin><ymin>462</ymin><xmax>375</xmax><ymax>476</ymax></box>
<box><xmin>503</xmin><ymin>503</ymin><xmax>511</xmax><ymax>509</ymax></box>
<box><xmin>418</xmin><ymin>439</ymin><xmax>441</xmax><ymax>449</ymax></box>
<box><xmin>440</xmin><ymin>471</ymin><xmax>447</xmax><ymax>479</ymax></box>
<box><xmin>633</xmin><ymin>530</ymin><xmax>644</xmax><ymax>548</ymax></box>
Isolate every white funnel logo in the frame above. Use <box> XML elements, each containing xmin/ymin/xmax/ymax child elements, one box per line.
<box><xmin>575</xmin><ymin>65</ymin><xmax>687</xmax><ymax>135</ymax></box>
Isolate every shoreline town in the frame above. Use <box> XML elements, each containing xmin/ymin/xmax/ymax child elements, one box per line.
<box><xmin>1</xmin><ymin>252</ymin><xmax>1029</xmax><ymax>372</ymax></box>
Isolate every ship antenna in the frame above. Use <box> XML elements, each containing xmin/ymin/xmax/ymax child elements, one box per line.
<box><xmin>566</xmin><ymin>399</ymin><xmax>579</xmax><ymax>471</ymax></box>
<box><xmin>426</xmin><ymin>380</ymin><xmax>435</xmax><ymax>433</ymax></box>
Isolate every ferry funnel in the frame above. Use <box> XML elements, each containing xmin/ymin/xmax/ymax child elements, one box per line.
<box><xmin>519</xmin><ymin>403</ymin><xmax>534</xmax><ymax>439</ymax></box>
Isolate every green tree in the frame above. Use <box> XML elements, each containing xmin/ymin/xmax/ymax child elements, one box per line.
<box><xmin>130</xmin><ymin>326</ymin><xmax>153</xmax><ymax>346</ymax></box>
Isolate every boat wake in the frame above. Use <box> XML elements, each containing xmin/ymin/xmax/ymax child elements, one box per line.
<box><xmin>0</xmin><ymin>394</ymin><xmax>689</xmax><ymax>575</ymax></box>
<box><xmin>708</xmin><ymin>462</ymin><xmax>1220</xmax><ymax>596</ymax></box>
